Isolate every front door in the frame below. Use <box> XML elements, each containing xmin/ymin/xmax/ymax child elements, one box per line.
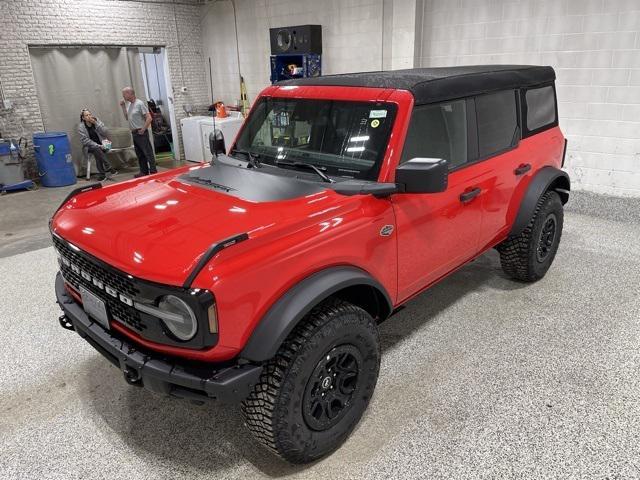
<box><xmin>392</xmin><ymin>98</ymin><xmax>484</xmax><ymax>302</ymax></box>
<box><xmin>393</xmin><ymin>166</ymin><xmax>484</xmax><ymax>301</ymax></box>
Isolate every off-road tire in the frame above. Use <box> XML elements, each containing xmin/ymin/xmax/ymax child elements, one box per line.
<box><xmin>241</xmin><ymin>299</ymin><xmax>380</xmax><ymax>464</ymax></box>
<box><xmin>498</xmin><ymin>190</ymin><xmax>563</xmax><ymax>282</ymax></box>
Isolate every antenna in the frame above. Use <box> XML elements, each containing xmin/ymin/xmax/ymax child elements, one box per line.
<box><xmin>209</xmin><ymin>57</ymin><xmax>218</xmax><ymax>161</ymax></box>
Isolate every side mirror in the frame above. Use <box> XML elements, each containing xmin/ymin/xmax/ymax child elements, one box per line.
<box><xmin>395</xmin><ymin>157</ymin><xmax>448</xmax><ymax>194</ymax></box>
<box><xmin>209</xmin><ymin>129</ymin><xmax>226</xmax><ymax>156</ymax></box>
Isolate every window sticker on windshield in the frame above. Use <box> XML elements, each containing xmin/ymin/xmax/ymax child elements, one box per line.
<box><xmin>370</xmin><ymin>119</ymin><xmax>381</xmax><ymax>128</ymax></box>
<box><xmin>369</xmin><ymin>110</ymin><xmax>388</xmax><ymax>119</ymax></box>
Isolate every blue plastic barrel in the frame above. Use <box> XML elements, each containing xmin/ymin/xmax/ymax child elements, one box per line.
<box><xmin>33</xmin><ymin>132</ymin><xmax>77</xmax><ymax>187</ymax></box>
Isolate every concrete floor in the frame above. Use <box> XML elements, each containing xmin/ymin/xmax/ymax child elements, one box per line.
<box><xmin>1</xmin><ymin>190</ymin><xmax>639</xmax><ymax>479</ymax></box>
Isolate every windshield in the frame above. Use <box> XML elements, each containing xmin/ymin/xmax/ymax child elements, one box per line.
<box><xmin>233</xmin><ymin>97</ymin><xmax>397</xmax><ymax>181</ymax></box>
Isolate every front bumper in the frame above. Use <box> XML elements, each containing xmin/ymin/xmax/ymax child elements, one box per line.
<box><xmin>55</xmin><ymin>273</ymin><xmax>262</xmax><ymax>403</ymax></box>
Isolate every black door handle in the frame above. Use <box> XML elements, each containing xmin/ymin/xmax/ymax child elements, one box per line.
<box><xmin>514</xmin><ymin>163</ymin><xmax>531</xmax><ymax>175</ymax></box>
<box><xmin>459</xmin><ymin>187</ymin><xmax>481</xmax><ymax>203</ymax></box>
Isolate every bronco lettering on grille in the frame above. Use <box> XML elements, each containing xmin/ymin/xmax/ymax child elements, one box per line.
<box><xmin>56</xmin><ymin>250</ymin><xmax>134</xmax><ymax>307</ymax></box>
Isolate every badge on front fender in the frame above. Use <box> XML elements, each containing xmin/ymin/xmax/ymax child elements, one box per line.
<box><xmin>379</xmin><ymin>225</ymin><xmax>394</xmax><ymax>237</ymax></box>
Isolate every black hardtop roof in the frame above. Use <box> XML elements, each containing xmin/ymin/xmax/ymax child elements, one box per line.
<box><xmin>277</xmin><ymin>65</ymin><xmax>556</xmax><ymax>105</ymax></box>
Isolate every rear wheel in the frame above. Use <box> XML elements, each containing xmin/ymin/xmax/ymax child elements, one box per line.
<box><xmin>241</xmin><ymin>299</ymin><xmax>380</xmax><ymax>464</ymax></box>
<box><xmin>498</xmin><ymin>190</ymin><xmax>563</xmax><ymax>282</ymax></box>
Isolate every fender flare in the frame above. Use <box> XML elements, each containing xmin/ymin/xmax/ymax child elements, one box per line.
<box><xmin>240</xmin><ymin>266</ymin><xmax>393</xmax><ymax>362</ymax></box>
<box><xmin>510</xmin><ymin>166</ymin><xmax>570</xmax><ymax>237</ymax></box>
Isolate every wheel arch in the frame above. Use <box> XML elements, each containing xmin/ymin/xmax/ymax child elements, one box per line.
<box><xmin>240</xmin><ymin>266</ymin><xmax>393</xmax><ymax>362</ymax></box>
<box><xmin>510</xmin><ymin>166</ymin><xmax>570</xmax><ymax>237</ymax></box>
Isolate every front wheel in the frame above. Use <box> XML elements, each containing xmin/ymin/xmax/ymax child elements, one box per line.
<box><xmin>498</xmin><ymin>190</ymin><xmax>564</xmax><ymax>282</ymax></box>
<box><xmin>241</xmin><ymin>299</ymin><xmax>380</xmax><ymax>464</ymax></box>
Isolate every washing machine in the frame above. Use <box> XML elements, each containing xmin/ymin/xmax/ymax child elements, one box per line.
<box><xmin>180</xmin><ymin>116</ymin><xmax>211</xmax><ymax>162</ymax></box>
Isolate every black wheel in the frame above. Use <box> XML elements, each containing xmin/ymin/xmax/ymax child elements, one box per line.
<box><xmin>241</xmin><ymin>299</ymin><xmax>380</xmax><ymax>464</ymax></box>
<box><xmin>497</xmin><ymin>190</ymin><xmax>564</xmax><ymax>282</ymax></box>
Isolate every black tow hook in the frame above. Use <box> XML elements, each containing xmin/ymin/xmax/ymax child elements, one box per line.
<box><xmin>59</xmin><ymin>315</ymin><xmax>74</xmax><ymax>331</ymax></box>
<box><xmin>123</xmin><ymin>366</ymin><xmax>142</xmax><ymax>386</ymax></box>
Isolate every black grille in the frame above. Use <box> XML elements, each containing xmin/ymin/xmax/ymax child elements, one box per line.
<box><xmin>53</xmin><ymin>236</ymin><xmax>138</xmax><ymax>296</ymax></box>
<box><xmin>53</xmin><ymin>235</ymin><xmax>147</xmax><ymax>332</ymax></box>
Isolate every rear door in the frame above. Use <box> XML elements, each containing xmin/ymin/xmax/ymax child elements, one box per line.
<box><xmin>472</xmin><ymin>90</ymin><xmax>523</xmax><ymax>250</ymax></box>
<box><xmin>511</xmin><ymin>84</ymin><xmax>565</xmax><ymax>217</ymax></box>
<box><xmin>475</xmin><ymin>86</ymin><xmax>563</xmax><ymax>250</ymax></box>
<box><xmin>393</xmin><ymin>98</ymin><xmax>485</xmax><ymax>301</ymax></box>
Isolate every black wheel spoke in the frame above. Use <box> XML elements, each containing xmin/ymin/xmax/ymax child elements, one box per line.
<box><xmin>339</xmin><ymin>372</ymin><xmax>358</xmax><ymax>395</ymax></box>
<box><xmin>310</xmin><ymin>400</ymin><xmax>325</xmax><ymax>421</ymax></box>
<box><xmin>327</xmin><ymin>397</ymin><xmax>343</xmax><ymax>419</ymax></box>
<box><xmin>337</xmin><ymin>353</ymin><xmax>357</xmax><ymax>374</ymax></box>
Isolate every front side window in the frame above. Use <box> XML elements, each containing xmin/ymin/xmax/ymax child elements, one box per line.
<box><xmin>476</xmin><ymin>90</ymin><xmax>519</xmax><ymax>158</ymax></box>
<box><xmin>400</xmin><ymin>99</ymin><xmax>468</xmax><ymax>170</ymax></box>
<box><xmin>525</xmin><ymin>85</ymin><xmax>556</xmax><ymax>132</ymax></box>
<box><xmin>234</xmin><ymin>97</ymin><xmax>397</xmax><ymax>180</ymax></box>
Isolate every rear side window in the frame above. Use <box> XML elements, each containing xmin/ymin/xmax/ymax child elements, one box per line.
<box><xmin>524</xmin><ymin>85</ymin><xmax>557</xmax><ymax>133</ymax></box>
<box><xmin>400</xmin><ymin>99</ymin><xmax>468</xmax><ymax>170</ymax></box>
<box><xmin>476</xmin><ymin>90</ymin><xmax>518</xmax><ymax>158</ymax></box>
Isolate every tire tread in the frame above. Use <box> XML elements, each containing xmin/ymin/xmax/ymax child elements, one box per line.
<box><xmin>498</xmin><ymin>190</ymin><xmax>562</xmax><ymax>282</ymax></box>
<box><xmin>241</xmin><ymin>299</ymin><xmax>374</xmax><ymax>462</ymax></box>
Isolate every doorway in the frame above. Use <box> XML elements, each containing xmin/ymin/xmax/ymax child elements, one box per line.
<box><xmin>139</xmin><ymin>47</ymin><xmax>180</xmax><ymax>166</ymax></box>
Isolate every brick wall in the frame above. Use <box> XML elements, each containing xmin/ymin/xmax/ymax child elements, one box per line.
<box><xmin>0</xmin><ymin>0</ymin><xmax>209</xmax><ymax>174</ymax></box>
<box><xmin>7</xmin><ymin>0</ymin><xmax>634</xmax><ymax>196</ymax></box>
<box><xmin>201</xmin><ymin>0</ymin><xmax>417</xmax><ymax>108</ymax></box>
<box><xmin>417</xmin><ymin>0</ymin><xmax>640</xmax><ymax>197</ymax></box>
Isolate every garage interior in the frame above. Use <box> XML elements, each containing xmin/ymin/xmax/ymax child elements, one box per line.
<box><xmin>1</xmin><ymin>0</ymin><xmax>640</xmax><ymax>478</ymax></box>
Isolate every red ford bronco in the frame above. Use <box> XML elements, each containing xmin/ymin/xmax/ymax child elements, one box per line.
<box><xmin>53</xmin><ymin>65</ymin><xmax>569</xmax><ymax>463</ymax></box>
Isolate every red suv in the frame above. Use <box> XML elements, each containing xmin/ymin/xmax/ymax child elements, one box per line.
<box><xmin>53</xmin><ymin>65</ymin><xmax>569</xmax><ymax>463</ymax></box>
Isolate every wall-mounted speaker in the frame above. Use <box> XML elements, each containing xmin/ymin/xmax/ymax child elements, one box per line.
<box><xmin>269</xmin><ymin>25</ymin><xmax>322</xmax><ymax>55</ymax></box>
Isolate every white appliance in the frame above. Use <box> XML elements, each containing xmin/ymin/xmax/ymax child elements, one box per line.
<box><xmin>180</xmin><ymin>116</ymin><xmax>211</xmax><ymax>162</ymax></box>
<box><xmin>199</xmin><ymin>112</ymin><xmax>244</xmax><ymax>161</ymax></box>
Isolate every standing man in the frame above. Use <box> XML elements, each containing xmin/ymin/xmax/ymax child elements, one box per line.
<box><xmin>78</xmin><ymin>109</ymin><xmax>117</xmax><ymax>181</ymax></box>
<box><xmin>119</xmin><ymin>87</ymin><xmax>157</xmax><ymax>177</ymax></box>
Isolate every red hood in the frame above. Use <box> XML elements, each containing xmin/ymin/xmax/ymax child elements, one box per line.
<box><xmin>52</xmin><ymin>166</ymin><xmax>347</xmax><ymax>286</ymax></box>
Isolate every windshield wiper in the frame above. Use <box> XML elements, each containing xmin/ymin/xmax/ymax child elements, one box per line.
<box><xmin>231</xmin><ymin>148</ymin><xmax>261</xmax><ymax>169</ymax></box>
<box><xmin>275</xmin><ymin>160</ymin><xmax>334</xmax><ymax>183</ymax></box>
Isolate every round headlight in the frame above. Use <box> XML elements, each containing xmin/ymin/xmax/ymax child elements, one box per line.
<box><xmin>158</xmin><ymin>295</ymin><xmax>197</xmax><ymax>341</ymax></box>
